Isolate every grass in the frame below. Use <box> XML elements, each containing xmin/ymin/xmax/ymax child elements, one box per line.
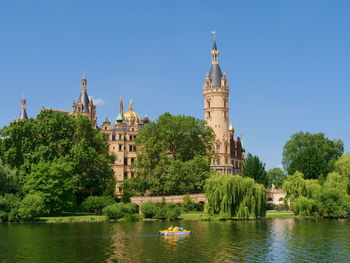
<box><xmin>265</xmin><ymin>210</ymin><xmax>294</xmax><ymax>218</ymax></box>
<box><xmin>39</xmin><ymin>213</ymin><xmax>107</xmax><ymax>222</ymax></box>
<box><xmin>36</xmin><ymin>210</ymin><xmax>295</xmax><ymax>223</ymax></box>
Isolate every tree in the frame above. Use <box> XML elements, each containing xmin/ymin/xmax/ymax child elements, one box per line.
<box><xmin>205</xmin><ymin>174</ymin><xmax>266</xmax><ymax>219</ymax></box>
<box><xmin>126</xmin><ymin>113</ymin><xmax>215</xmax><ymax>196</ymax></box>
<box><xmin>334</xmin><ymin>153</ymin><xmax>350</xmax><ymax>192</ymax></box>
<box><xmin>282</xmin><ymin>132</ymin><xmax>343</xmax><ymax>179</ymax></box>
<box><xmin>266</xmin><ymin>168</ymin><xmax>287</xmax><ymax>188</ymax></box>
<box><xmin>0</xmin><ymin>160</ymin><xmax>20</xmax><ymax>195</ymax></box>
<box><xmin>23</xmin><ymin>159</ymin><xmax>77</xmax><ymax>214</ymax></box>
<box><xmin>282</xmin><ymin>171</ymin><xmax>350</xmax><ymax>217</ymax></box>
<box><xmin>241</xmin><ymin>153</ymin><xmax>267</xmax><ymax>186</ymax></box>
<box><xmin>0</xmin><ymin>110</ymin><xmax>115</xmax><ymax>208</ymax></box>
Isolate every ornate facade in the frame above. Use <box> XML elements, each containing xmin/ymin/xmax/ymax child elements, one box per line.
<box><xmin>100</xmin><ymin>97</ymin><xmax>149</xmax><ymax>196</ymax></box>
<box><xmin>203</xmin><ymin>37</ymin><xmax>245</xmax><ymax>174</ymax></box>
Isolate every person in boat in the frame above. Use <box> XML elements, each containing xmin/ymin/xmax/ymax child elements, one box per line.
<box><xmin>173</xmin><ymin>226</ymin><xmax>179</xmax><ymax>231</ymax></box>
<box><xmin>167</xmin><ymin>225</ymin><xmax>173</xmax><ymax>231</ymax></box>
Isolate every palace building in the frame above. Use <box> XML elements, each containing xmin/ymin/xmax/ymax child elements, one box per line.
<box><xmin>16</xmin><ymin>34</ymin><xmax>245</xmax><ymax>194</ymax></box>
<box><xmin>100</xmin><ymin>97</ymin><xmax>149</xmax><ymax>196</ymax></box>
<box><xmin>203</xmin><ymin>36</ymin><xmax>245</xmax><ymax>174</ymax></box>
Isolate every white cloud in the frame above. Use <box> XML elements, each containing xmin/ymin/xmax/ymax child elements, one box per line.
<box><xmin>89</xmin><ymin>96</ymin><xmax>105</xmax><ymax>105</ymax></box>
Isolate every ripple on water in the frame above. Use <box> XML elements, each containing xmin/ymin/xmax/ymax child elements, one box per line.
<box><xmin>1</xmin><ymin>219</ymin><xmax>350</xmax><ymax>263</ymax></box>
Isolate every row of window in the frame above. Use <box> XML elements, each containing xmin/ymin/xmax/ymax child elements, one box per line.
<box><xmin>111</xmin><ymin>144</ymin><xmax>136</xmax><ymax>152</ymax></box>
<box><xmin>111</xmin><ymin>134</ymin><xmax>137</xmax><ymax>141</ymax></box>
<box><xmin>206</xmin><ymin>111</ymin><xmax>228</xmax><ymax>118</ymax></box>
<box><xmin>206</xmin><ymin>100</ymin><xmax>228</xmax><ymax>109</ymax></box>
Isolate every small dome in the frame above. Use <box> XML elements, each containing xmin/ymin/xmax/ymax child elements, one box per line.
<box><xmin>124</xmin><ymin>99</ymin><xmax>140</xmax><ymax>125</ymax></box>
<box><xmin>116</xmin><ymin>113</ymin><xmax>124</xmax><ymax>122</ymax></box>
<box><xmin>143</xmin><ymin>116</ymin><xmax>150</xmax><ymax>123</ymax></box>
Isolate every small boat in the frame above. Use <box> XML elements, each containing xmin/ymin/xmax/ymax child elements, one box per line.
<box><xmin>158</xmin><ymin>227</ymin><xmax>191</xmax><ymax>236</ymax></box>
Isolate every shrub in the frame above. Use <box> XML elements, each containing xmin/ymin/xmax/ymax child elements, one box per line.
<box><xmin>141</xmin><ymin>202</ymin><xmax>181</xmax><ymax>220</ymax></box>
<box><xmin>17</xmin><ymin>194</ymin><xmax>45</xmax><ymax>222</ymax></box>
<box><xmin>83</xmin><ymin>196</ymin><xmax>115</xmax><ymax>214</ymax></box>
<box><xmin>316</xmin><ymin>187</ymin><xmax>350</xmax><ymax>218</ymax></box>
<box><xmin>0</xmin><ymin>194</ymin><xmax>20</xmax><ymax>222</ymax></box>
<box><xmin>292</xmin><ymin>196</ymin><xmax>316</xmax><ymax>216</ymax></box>
<box><xmin>103</xmin><ymin>203</ymin><xmax>137</xmax><ymax>220</ymax></box>
<box><xmin>141</xmin><ymin>202</ymin><xmax>159</xmax><ymax>218</ymax></box>
<box><xmin>103</xmin><ymin>204</ymin><xmax>124</xmax><ymax>220</ymax></box>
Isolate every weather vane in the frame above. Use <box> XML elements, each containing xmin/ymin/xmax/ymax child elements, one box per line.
<box><xmin>211</xmin><ymin>31</ymin><xmax>216</xmax><ymax>40</ymax></box>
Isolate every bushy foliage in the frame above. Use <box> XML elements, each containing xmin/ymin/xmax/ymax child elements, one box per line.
<box><xmin>0</xmin><ymin>111</ymin><xmax>115</xmax><ymax>208</ymax></box>
<box><xmin>241</xmin><ymin>154</ymin><xmax>268</xmax><ymax>186</ymax></box>
<box><xmin>205</xmin><ymin>174</ymin><xmax>266</xmax><ymax>219</ymax></box>
<box><xmin>82</xmin><ymin>196</ymin><xmax>116</xmax><ymax>214</ymax></box>
<box><xmin>0</xmin><ymin>194</ymin><xmax>20</xmax><ymax>222</ymax></box>
<box><xmin>182</xmin><ymin>195</ymin><xmax>204</xmax><ymax>212</ymax></box>
<box><xmin>283</xmin><ymin>171</ymin><xmax>350</xmax><ymax>217</ymax></box>
<box><xmin>103</xmin><ymin>203</ymin><xmax>137</xmax><ymax>220</ymax></box>
<box><xmin>17</xmin><ymin>194</ymin><xmax>45</xmax><ymax>222</ymax></box>
<box><xmin>283</xmin><ymin>132</ymin><xmax>343</xmax><ymax>179</ymax></box>
<box><xmin>23</xmin><ymin>159</ymin><xmax>77</xmax><ymax>215</ymax></box>
<box><xmin>0</xmin><ymin>193</ymin><xmax>44</xmax><ymax>222</ymax></box>
<box><xmin>126</xmin><ymin>113</ymin><xmax>215</xmax><ymax>196</ymax></box>
<box><xmin>140</xmin><ymin>202</ymin><xmax>181</xmax><ymax>220</ymax></box>
<box><xmin>266</xmin><ymin>168</ymin><xmax>287</xmax><ymax>188</ymax></box>
<box><xmin>0</xmin><ymin>160</ymin><xmax>20</xmax><ymax>195</ymax></box>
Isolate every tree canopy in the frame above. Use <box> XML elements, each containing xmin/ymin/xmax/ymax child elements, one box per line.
<box><xmin>205</xmin><ymin>174</ymin><xmax>266</xmax><ymax>219</ymax></box>
<box><xmin>241</xmin><ymin>153</ymin><xmax>267</xmax><ymax>186</ymax></box>
<box><xmin>124</xmin><ymin>113</ymin><xmax>215</xmax><ymax>196</ymax></box>
<box><xmin>266</xmin><ymin>168</ymin><xmax>287</xmax><ymax>189</ymax></box>
<box><xmin>0</xmin><ymin>110</ymin><xmax>115</xmax><ymax>213</ymax></box>
<box><xmin>282</xmin><ymin>132</ymin><xmax>343</xmax><ymax>179</ymax></box>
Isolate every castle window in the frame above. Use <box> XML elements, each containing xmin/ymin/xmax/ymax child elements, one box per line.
<box><xmin>129</xmin><ymin>145</ymin><xmax>133</xmax><ymax>152</ymax></box>
<box><xmin>207</xmin><ymin>111</ymin><xmax>211</xmax><ymax>118</ymax></box>
<box><xmin>124</xmin><ymin>158</ymin><xmax>128</xmax><ymax>165</ymax></box>
<box><xmin>124</xmin><ymin>172</ymin><xmax>128</xmax><ymax>180</ymax></box>
<box><xmin>105</xmin><ymin>127</ymin><xmax>107</xmax><ymax>130</ymax></box>
<box><xmin>132</xmin><ymin>128</ymin><xmax>134</xmax><ymax>131</ymax></box>
<box><xmin>216</xmin><ymin>145</ymin><xmax>220</xmax><ymax>153</ymax></box>
<box><xmin>225</xmin><ymin>158</ymin><xmax>228</xmax><ymax>164</ymax></box>
<box><xmin>119</xmin><ymin>134</ymin><xmax>122</xmax><ymax>140</ymax></box>
<box><xmin>119</xmin><ymin>144</ymin><xmax>123</xmax><ymax>152</ymax></box>
<box><xmin>207</xmin><ymin>100</ymin><xmax>210</xmax><ymax>108</ymax></box>
<box><xmin>131</xmin><ymin>158</ymin><xmax>135</xmax><ymax>164</ymax></box>
<box><xmin>216</xmin><ymin>158</ymin><xmax>220</xmax><ymax>165</ymax></box>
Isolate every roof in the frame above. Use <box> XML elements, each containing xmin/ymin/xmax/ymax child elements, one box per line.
<box><xmin>18</xmin><ymin>109</ymin><xmax>28</xmax><ymax>120</ymax></box>
<box><xmin>209</xmin><ymin>63</ymin><xmax>223</xmax><ymax>88</ymax></box>
<box><xmin>78</xmin><ymin>91</ymin><xmax>90</xmax><ymax>113</ymax></box>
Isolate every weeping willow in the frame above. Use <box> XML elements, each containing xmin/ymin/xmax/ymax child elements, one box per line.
<box><xmin>205</xmin><ymin>174</ymin><xmax>266</xmax><ymax>219</ymax></box>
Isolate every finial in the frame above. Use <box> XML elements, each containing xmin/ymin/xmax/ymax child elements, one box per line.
<box><xmin>211</xmin><ymin>31</ymin><xmax>216</xmax><ymax>40</ymax></box>
<box><xmin>82</xmin><ymin>72</ymin><xmax>86</xmax><ymax>80</ymax></box>
<box><xmin>129</xmin><ymin>99</ymin><xmax>133</xmax><ymax>110</ymax></box>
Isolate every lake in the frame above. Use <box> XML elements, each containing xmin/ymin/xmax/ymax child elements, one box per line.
<box><xmin>1</xmin><ymin>218</ymin><xmax>349</xmax><ymax>262</ymax></box>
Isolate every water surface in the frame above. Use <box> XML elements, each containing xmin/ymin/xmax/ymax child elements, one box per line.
<box><xmin>1</xmin><ymin>218</ymin><xmax>349</xmax><ymax>262</ymax></box>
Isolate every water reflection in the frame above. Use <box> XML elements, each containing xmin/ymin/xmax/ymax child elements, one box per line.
<box><xmin>1</xmin><ymin>219</ymin><xmax>350</xmax><ymax>262</ymax></box>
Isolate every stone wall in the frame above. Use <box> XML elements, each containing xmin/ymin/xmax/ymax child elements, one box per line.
<box><xmin>130</xmin><ymin>190</ymin><xmax>286</xmax><ymax>206</ymax></box>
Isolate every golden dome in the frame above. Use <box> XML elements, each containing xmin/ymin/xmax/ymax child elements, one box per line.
<box><xmin>124</xmin><ymin>99</ymin><xmax>140</xmax><ymax>125</ymax></box>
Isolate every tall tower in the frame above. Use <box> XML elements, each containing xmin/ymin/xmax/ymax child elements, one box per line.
<box><xmin>18</xmin><ymin>96</ymin><xmax>28</xmax><ymax>120</ymax></box>
<box><xmin>203</xmin><ymin>33</ymin><xmax>233</xmax><ymax>174</ymax></box>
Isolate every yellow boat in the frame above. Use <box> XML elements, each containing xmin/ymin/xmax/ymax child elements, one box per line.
<box><xmin>158</xmin><ymin>227</ymin><xmax>191</xmax><ymax>236</ymax></box>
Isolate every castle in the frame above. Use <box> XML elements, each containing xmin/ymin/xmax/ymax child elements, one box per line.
<box><xmin>17</xmin><ymin>36</ymin><xmax>245</xmax><ymax>195</ymax></box>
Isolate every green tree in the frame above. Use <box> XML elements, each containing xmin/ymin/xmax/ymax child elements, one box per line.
<box><xmin>23</xmin><ymin>159</ymin><xmax>77</xmax><ymax>214</ymax></box>
<box><xmin>205</xmin><ymin>174</ymin><xmax>266</xmax><ymax>219</ymax></box>
<box><xmin>0</xmin><ymin>110</ymin><xmax>115</xmax><ymax>207</ymax></box>
<box><xmin>334</xmin><ymin>153</ymin><xmax>350</xmax><ymax>192</ymax></box>
<box><xmin>0</xmin><ymin>160</ymin><xmax>19</xmax><ymax>195</ymax></box>
<box><xmin>266</xmin><ymin>167</ymin><xmax>287</xmax><ymax>188</ymax></box>
<box><xmin>126</xmin><ymin>113</ymin><xmax>215</xmax><ymax>196</ymax></box>
<box><xmin>241</xmin><ymin>153</ymin><xmax>267</xmax><ymax>186</ymax></box>
<box><xmin>282</xmin><ymin>132</ymin><xmax>343</xmax><ymax>179</ymax></box>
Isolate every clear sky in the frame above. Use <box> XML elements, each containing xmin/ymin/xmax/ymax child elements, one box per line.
<box><xmin>1</xmin><ymin>0</ymin><xmax>349</xmax><ymax>169</ymax></box>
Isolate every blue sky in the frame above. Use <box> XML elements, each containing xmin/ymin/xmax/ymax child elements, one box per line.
<box><xmin>1</xmin><ymin>0</ymin><xmax>349</xmax><ymax>169</ymax></box>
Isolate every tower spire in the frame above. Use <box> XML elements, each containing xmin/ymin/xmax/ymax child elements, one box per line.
<box><xmin>209</xmin><ymin>32</ymin><xmax>222</xmax><ymax>88</ymax></box>
<box><xmin>18</xmin><ymin>96</ymin><xmax>28</xmax><ymax>120</ymax></box>
<box><xmin>119</xmin><ymin>96</ymin><xmax>124</xmax><ymax>115</ymax></box>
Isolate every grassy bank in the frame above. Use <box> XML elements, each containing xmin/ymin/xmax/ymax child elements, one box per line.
<box><xmin>36</xmin><ymin>210</ymin><xmax>294</xmax><ymax>223</ymax></box>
